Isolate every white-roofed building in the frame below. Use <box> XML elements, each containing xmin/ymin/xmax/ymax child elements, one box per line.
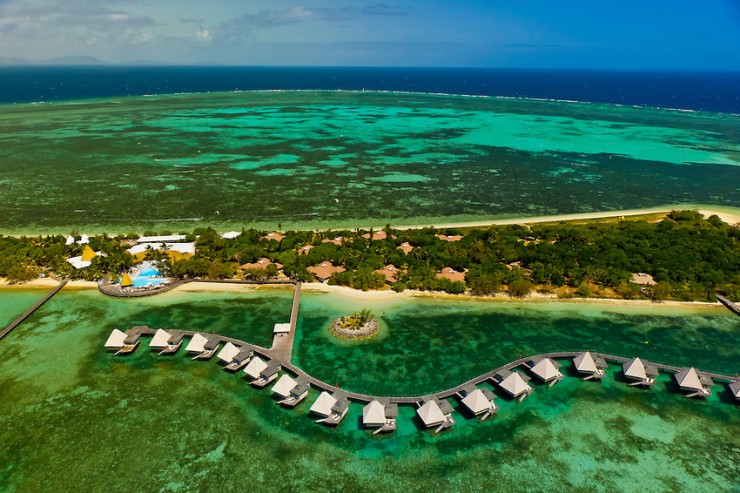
<box><xmin>729</xmin><ymin>381</ymin><xmax>740</xmax><ymax>402</ymax></box>
<box><xmin>104</xmin><ymin>329</ymin><xmax>127</xmax><ymax>350</ymax></box>
<box><xmin>495</xmin><ymin>371</ymin><xmax>533</xmax><ymax>400</ymax></box>
<box><xmin>362</xmin><ymin>400</ymin><xmax>387</xmax><ymax>427</ymax></box>
<box><xmin>622</xmin><ymin>357</ymin><xmax>658</xmax><ymax>387</ymax></box>
<box><xmin>271</xmin><ymin>374</ymin><xmax>298</xmax><ymax>399</ymax></box>
<box><xmin>217</xmin><ymin>342</ymin><xmax>241</xmax><ymax>364</ymax></box>
<box><xmin>417</xmin><ymin>400</ymin><xmax>445</xmax><ymax>427</ymax></box>
<box><xmin>65</xmin><ymin>236</ymin><xmax>75</xmax><ymax>246</ymax></box>
<box><xmin>460</xmin><ymin>388</ymin><xmax>497</xmax><ymax>419</ymax></box>
<box><xmin>310</xmin><ymin>391</ymin><xmax>338</xmax><ymax>418</ymax></box>
<box><xmin>221</xmin><ymin>231</ymin><xmax>242</xmax><ymax>239</ymax></box>
<box><xmin>185</xmin><ymin>333</ymin><xmax>208</xmax><ymax>354</ymax></box>
<box><xmin>149</xmin><ymin>329</ymin><xmax>171</xmax><ymax>350</ymax></box>
<box><xmin>674</xmin><ymin>367</ymin><xmax>713</xmax><ymax>398</ymax></box>
<box><xmin>127</xmin><ymin>242</ymin><xmax>196</xmax><ymax>261</ymax></box>
<box><xmin>244</xmin><ymin>356</ymin><xmax>268</xmax><ymax>380</ymax></box>
<box><xmin>573</xmin><ymin>352</ymin><xmax>607</xmax><ymax>380</ymax></box>
<box><xmin>527</xmin><ymin>357</ymin><xmax>563</xmax><ymax>385</ymax></box>
<box><xmin>79</xmin><ymin>234</ymin><xmax>90</xmax><ymax>244</ymax></box>
<box><xmin>136</xmin><ymin>234</ymin><xmax>187</xmax><ymax>243</ymax></box>
<box><xmin>273</xmin><ymin>323</ymin><xmax>291</xmax><ymax>335</ymax></box>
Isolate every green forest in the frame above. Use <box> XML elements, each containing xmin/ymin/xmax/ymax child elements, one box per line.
<box><xmin>1</xmin><ymin>210</ymin><xmax>738</xmax><ymax>302</ymax></box>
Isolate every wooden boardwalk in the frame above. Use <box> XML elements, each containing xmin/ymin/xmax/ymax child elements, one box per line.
<box><xmin>119</xmin><ymin>326</ymin><xmax>738</xmax><ymax>406</ymax></box>
<box><xmin>267</xmin><ymin>282</ymin><xmax>301</xmax><ymax>362</ymax></box>
<box><xmin>0</xmin><ymin>279</ymin><xmax>69</xmax><ymax>341</ymax></box>
<box><xmin>716</xmin><ymin>294</ymin><xmax>740</xmax><ymax>316</ymax></box>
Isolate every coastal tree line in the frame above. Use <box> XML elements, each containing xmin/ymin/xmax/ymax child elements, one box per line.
<box><xmin>0</xmin><ymin>211</ymin><xmax>738</xmax><ymax>302</ymax></box>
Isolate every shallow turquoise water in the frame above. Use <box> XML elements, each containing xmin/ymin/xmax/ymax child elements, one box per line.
<box><xmin>0</xmin><ymin>288</ymin><xmax>737</xmax><ymax>492</ymax></box>
<box><xmin>0</xmin><ymin>91</ymin><xmax>738</xmax><ymax>233</ymax></box>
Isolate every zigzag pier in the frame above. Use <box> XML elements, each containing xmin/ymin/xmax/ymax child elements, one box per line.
<box><xmin>105</xmin><ymin>316</ymin><xmax>740</xmax><ymax>433</ymax></box>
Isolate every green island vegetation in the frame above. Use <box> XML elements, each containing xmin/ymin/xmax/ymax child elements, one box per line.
<box><xmin>0</xmin><ymin>210</ymin><xmax>738</xmax><ymax>302</ymax></box>
<box><xmin>330</xmin><ymin>309</ymin><xmax>380</xmax><ymax>340</ymax></box>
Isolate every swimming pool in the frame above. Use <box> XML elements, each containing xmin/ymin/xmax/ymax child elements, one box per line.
<box><xmin>138</xmin><ymin>266</ymin><xmax>161</xmax><ymax>277</ymax></box>
<box><xmin>131</xmin><ymin>277</ymin><xmax>168</xmax><ymax>288</ymax></box>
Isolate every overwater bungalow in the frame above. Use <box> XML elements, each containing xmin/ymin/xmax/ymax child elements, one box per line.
<box><xmin>674</xmin><ymin>367</ymin><xmax>714</xmax><ymax>398</ymax></box>
<box><xmin>272</xmin><ymin>374</ymin><xmax>297</xmax><ymax>400</ymax></box>
<box><xmin>104</xmin><ymin>329</ymin><xmax>128</xmax><ymax>352</ymax></box>
<box><xmin>216</xmin><ymin>342</ymin><xmax>241</xmax><ymax>366</ymax></box>
<box><xmin>525</xmin><ymin>357</ymin><xmax>564</xmax><ymax>386</ymax></box>
<box><xmin>493</xmin><ymin>370</ymin><xmax>533</xmax><ymax>401</ymax></box>
<box><xmin>622</xmin><ymin>357</ymin><xmax>659</xmax><ymax>387</ymax></box>
<box><xmin>252</xmin><ymin>360</ymin><xmax>282</xmax><ymax>388</ymax></box>
<box><xmin>311</xmin><ymin>390</ymin><xmax>351</xmax><ymax>426</ymax></box>
<box><xmin>573</xmin><ymin>352</ymin><xmax>608</xmax><ymax>381</ymax></box>
<box><xmin>458</xmin><ymin>385</ymin><xmax>498</xmax><ymax>421</ymax></box>
<box><xmin>243</xmin><ymin>356</ymin><xmax>268</xmax><ymax>381</ymax></box>
<box><xmin>224</xmin><ymin>348</ymin><xmax>253</xmax><ymax>372</ymax></box>
<box><xmin>279</xmin><ymin>376</ymin><xmax>311</xmax><ymax>407</ymax></box>
<box><xmin>149</xmin><ymin>328</ymin><xmax>182</xmax><ymax>355</ymax></box>
<box><xmin>729</xmin><ymin>381</ymin><xmax>740</xmax><ymax>402</ymax></box>
<box><xmin>363</xmin><ymin>399</ymin><xmax>398</xmax><ymax>435</ymax></box>
<box><xmin>416</xmin><ymin>397</ymin><xmax>455</xmax><ymax>433</ymax></box>
<box><xmin>185</xmin><ymin>333</ymin><xmax>220</xmax><ymax>360</ymax></box>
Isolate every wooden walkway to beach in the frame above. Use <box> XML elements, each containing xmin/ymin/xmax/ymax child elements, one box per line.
<box><xmin>118</xmin><ymin>326</ymin><xmax>738</xmax><ymax>406</ymax></box>
<box><xmin>0</xmin><ymin>279</ymin><xmax>68</xmax><ymax>341</ymax></box>
<box><xmin>717</xmin><ymin>294</ymin><xmax>740</xmax><ymax>316</ymax></box>
<box><xmin>267</xmin><ymin>282</ymin><xmax>301</xmax><ymax>362</ymax></box>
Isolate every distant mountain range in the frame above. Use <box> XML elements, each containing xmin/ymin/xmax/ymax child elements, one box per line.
<box><xmin>0</xmin><ymin>56</ymin><xmax>173</xmax><ymax>66</ymax></box>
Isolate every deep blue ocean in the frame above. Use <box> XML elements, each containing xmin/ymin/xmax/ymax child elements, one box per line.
<box><xmin>0</xmin><ymin>66</ymin><xmax>738</xmax><ymax>113</ymax></box>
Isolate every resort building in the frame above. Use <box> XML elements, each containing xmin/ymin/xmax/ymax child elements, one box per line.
<box><xmin>322</xmin><ymin>236</ymin><xmax>345</xmax><ymax>246</ymax></box>
<box><xmin>244</xmin><ymin>356</ymin><xmax>268</xmax><ymax>381</ymax></box>
<box><xmin>458</xmin><ymin>385</ymin><xmax>498</xmax><ymax>420</ymax></box>
<box><xmin>493</xmin><ymin>370</ymin><xmax>533</xmax><ymax>401</ymax></box>
<box><xmin>149</xmin><ymin>329</ymin><xmax>181</xmax><ymax>355</ymax></box>
<box><xmin>674</xmin><ymin>367</ymin><xmax>714</xmax><ymax>398</ymax></box>
<box><xmin>104</xmin><ymin>329</ymin><xmax>128</xmax><ymax>351</ymax></box>
<box><xmin>224</xmin><ymin>348</ymin><xmax>253</xmax><ymax>372</ymax></box>
<box><xmin>362</xmin><ymin>231</ymin><xmax>394</xmax><ymax>241</ymax></box>
<box><xmin>526</xmin><ymin>357</ymin><xmax>564</xmax><ymax>386</ymax></box>
<box><xmin>241</xmin><ymin>258</ymin><xmax>283</xmax><ymax>271</ymax></box>
<box><xmin>136</xmin><ymin>234</ymin><xmax>187</xmax><ymax>243</ymax></box>
<box><xmin>437</xmin><ymin>234</ymin><xmax>463</xmax><ymax>242</ymax></box>
<box><xmin>216</xmin><ymin>342</ymin><xmax>241</xmax><ymax>365</ymax></box>
<box><xmin>397</xmin><ymin>242</ymin><xmax>413</xmax><ymax>255</ymax></box>
<box><xmin>274</xmin><ymin>375</ymin><xmax>310</xmax><ymax>407</ymax></box>
<box><xmin>436</xmin><ymin>267</ymin><xmax>466</xmax><ymax>283</ymax></box>
<box><xmin>185</xmin><ymin>333</ymin><xmax>220</xmax><ymax>360</ymax></box>
<box><xmin>631</xmin><ymin>273</ymin><xmax>657</xmax><ymax>285</ymax></box>
<box><xmin>104</xmin><ymin>328</ymin><xmax>140</xmax><ymax>355</ymax></box>
<box><xmin>272</xmin><ymin>374</ymin><xmax>298</xmax><ymax>400</ymax></box>
<box><xmin>622</xmin><ymin>357</ymin><xmax>659</xmax><ymax>387</ymax></box>
<box><xmin>127</xmin><ymin>242</ymin><xmax>195</xmax><ymax>262</ymax></box>
<box><xmin>220</xmin><ymin>231</ymin><xmax>242</xmax><ymax>239</ymax></box>
<box><xmin>416</xmin><ymin>397</ymin><xmax>455</xmax><ymax>433</ymax></box>
<box><xmin>307</xmin><ymin>261</ymin><xmax>346</xmax><ymax>283</ymax></box>
<box><xmin>79</xmin><ymin>234</ymin><xmax>90</xmax><ymax>244</ymax></box>
<box><xmin>729</xmin><ymin>381</ymin><xmax>740</xmax><ymax>402</ymax></box>
<box><xmin>362</xmin><ymin>399</ymin><xmax>398</xmax><ymax>434</ymax></box>
<box><xmin>65</xmin><ymin>236</ymin><xmax>75</xmax><ymax>246</ymax></box>
<box><xmin>252</xmin><ymin>360</ymin><xmax>282</xmax><ymax>388</ymax></box>
<box><xmin>273</xmin><ymin>323</ymin><xmax>291</xmax><ymax>337</ymax></box>
<box><xmin>262</xmin><ymin>232</ymin><xmax>284</xmax><ymax>242</ymax></box>
<box><xmin>310</xmin><ymin>391</ymin><xmax>350</xmax><ymax>425</ymax></box>
<box><xmin>66</xmin><ymin>245</ymin><xmax>102</xmax><ymax>269</ymax></box>
<box><xmin>298</xmin><ymin>245</ymin><xmax>314</xmax><ymax>255</ymax></box>
<box><xmin>374</xmin><ymin>264</ymin><xmax>402</xmax><ymax>284</ymax></box>
<box><xmin>573</xmin><ymin>352</ymin><xmax>608</xmax><ymax>380</ymax></box>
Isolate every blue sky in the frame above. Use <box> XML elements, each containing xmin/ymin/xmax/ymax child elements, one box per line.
<box><xmin>0</xmin><ymin>0</ymin><xmax>738</xmax><ymax>68</ymax></box>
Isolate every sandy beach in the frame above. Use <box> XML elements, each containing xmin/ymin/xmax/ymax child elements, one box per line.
<box><xmin>0</xmin><ymin>278</ymin><xmax>97</xmax><ymax>290</ymax></box>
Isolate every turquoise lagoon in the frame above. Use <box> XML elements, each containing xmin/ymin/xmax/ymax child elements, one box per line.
<box><xmin>0</xmin><ymin>91</ymin><xmax>738</xmax><ymax>233</ymax></box>
<box><xmin>0</xmin><ymin>286</ymin><xmax>738</xmax><ymax>492</ymax></box>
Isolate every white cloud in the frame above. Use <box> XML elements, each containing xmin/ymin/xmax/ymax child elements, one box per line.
<box><xmin>196</xmin><ymin>29</ymin><xmax>213</xmax><ymax>44</ymax></box>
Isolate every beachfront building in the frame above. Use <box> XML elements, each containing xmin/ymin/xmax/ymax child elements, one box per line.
<box><xmin>526</xmin><ymin>357</ymin><xmax>564</xmax><ymax>387</ymax></box>
<box><xmin>631</xmin><ymin>273</ymin><xmax>657</xmax><ymax>286</ymax></box>
<box><xmin>65</xmin><ymin>236</ymin><xmax>75</xmax><ymax>246</ymax></box>
<box><xmin>622</xmin><ymin>357</ymin><xmax>659</xmax><ymax>387</ymax></box>
<box><xmin>298</xmin><ymin>245</ymin><xmax>314</xmax><ymax>255</ymax></box>
<box><xmin>220</xmin><ymin>231</ymin><xmax>242</xmax><ymax>240</ymax></box>
<box><xmin>127</xmin><ymin>242</ymin><xmax>195</xmax><ymax>262</ymax></box>
<box><xmin>362</xmin><ymin>399</ymin><xmax>398</xmax><ymax>434</ymax></box>
<box><xmin>79</xmin><ymin>234</ymin><xmax>90</xmax><ymax>244</ymax></box>
<box><xmin>322</xmin><ymin>236</ymin><xmax>345</xmax><ymax>246</ymax></box>
<box><xmin>241</xmin><ymin>258</ymin><xmax>283</xmax><ymax>271</ymax></box>
<box><xmin>362</xmin><ymin>230</ymin><xmax>395</xmax><ymax>241</ymax></box>
<box><xmin>493</xmin><ymin>370</ymin><xmax>533</xmax><ymax>401</ymax></box>
<box><xmin>307</xmin><ymin>261</ymin><xmax>346</xmax><ymax>283</ymax></box>
<box><xmin>573</xmin><ymin>352</ymin><xmax>608</xmax><ymax>380</ymax></box>
<box><xmin>458</xmin><ymin>385</ymin><xmax>498</xmax><ymax>421</ymax></box>
<box><xmin>416</xmin><ymin>397</ymin><xmax>455</xmax><ymax>433</ymax></box>
<box><xmin>374</xmin><ymin>264</ymin><xmax>402</xmax><ymax>285</ymax></box>
<box><xmin>436</xmin><ymin>267</ymin><xmax>466</xmax><ymax>283</ymax></box>
<box><xmin>674</xmin><ymin>367</ymin><xmax>714</xmax><ymax>398</ymax></box>
<box><xmin>66</xmin><ymin>245</ymin><xmax>102</xmax><ymax>269</ymax></box>
<box><xmin>262</xmin><ymin>232</ymin><xmax>284</xmax><ymax>242</ymax></box>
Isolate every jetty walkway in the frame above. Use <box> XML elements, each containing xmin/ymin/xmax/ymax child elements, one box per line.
<box><xmin>267</xmin><ymin>282</ymin><xmax>301</xmax><ymax>362</ymax></box>
<box><xmin>117</xmin><ymin>325</ymin><xmax>737</xmax><ymax>405</ymax></box>
<box><xmin>0</xmin><ymin>279</ymin><xmax>68</xmax><ymax>341</ymax></box>
<box><xmin>717</xmin><ymin>294</ymin><xmax>740</xmax><ymax>316</ymax></box>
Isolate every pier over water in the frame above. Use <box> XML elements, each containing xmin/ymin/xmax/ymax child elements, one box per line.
<box><xmin>0</xmin><ymin>279</ymin><xmax>68</xmax><ymax>341</ymax></box>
